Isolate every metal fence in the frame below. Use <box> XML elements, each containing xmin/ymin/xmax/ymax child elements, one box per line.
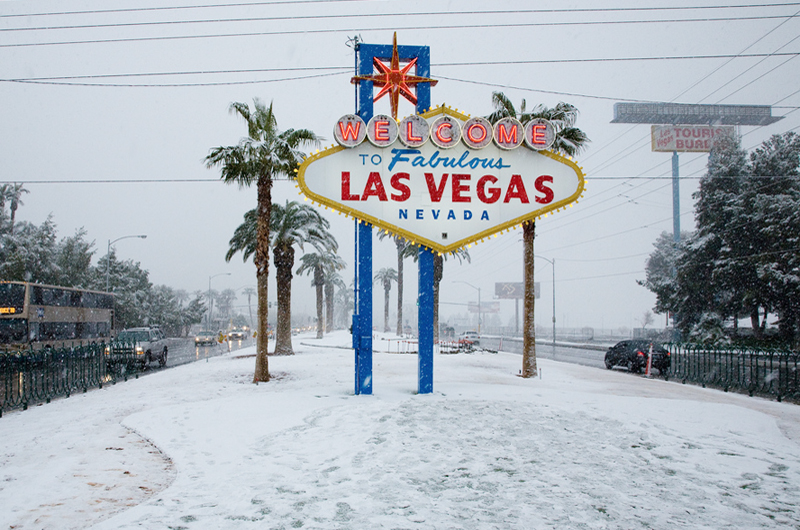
<box><xmin>665</xmin><ymin>343</ymin><xmax>800</xmax><ymax>402</ymax></box>
<box><xmin>0</xmin><ymin>341</ymin><xmax>142</xmax><ymax>417</ymax></box>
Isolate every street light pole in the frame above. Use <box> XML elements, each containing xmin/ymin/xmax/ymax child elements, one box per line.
<box><xmin>535</xmin><ymin>255</ymin><xmax>556</xmax><ymax>349</ymax></box>
<box><xmin>207</xmin><ymin>273</ymin><xmax>231</xmax><ymax>329</ymax></box>
<box><xmin>453</xmin><ymin>281</ymin><xmax>482</xmax><ymax>334</ymax></box>
<box><xmin>106</xmin><ymin>234</ymin><xmax>147</xmax><ymax>292</ymax></box>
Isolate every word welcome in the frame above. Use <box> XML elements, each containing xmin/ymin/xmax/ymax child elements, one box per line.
<box><xmin>334</xmin><ymin>113</ymin><xmax>556</xmax><ymax>151</ymax></box>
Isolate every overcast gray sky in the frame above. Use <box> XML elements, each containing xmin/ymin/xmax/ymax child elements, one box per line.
<box><xmin>2</xmin><ymin>0</ymin><xmax>798</xmax><ymax>332</ymax></box>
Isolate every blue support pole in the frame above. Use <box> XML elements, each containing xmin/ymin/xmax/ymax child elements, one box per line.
<box><xmin>418</xmin><ymin>249</ymin><xmax>435</xmax><ymax>394</ymax></box>
<box><xmin>353</xmin><ymin>42</ymin><xmax>375</xmax><ymax>396</ymax></box>
<box><xmin>352</xmin><ymin>39</ymin><xmax>433</xmax><ymax>395</ymax></box>
<box><xmin>356</xmin><ymin>221</ymin><xmax>373</xmax><ymax>394</ymax></box>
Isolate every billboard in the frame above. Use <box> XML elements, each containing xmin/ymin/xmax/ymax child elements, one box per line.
<box><xmin>611</xmin><ymin>102</ymin><xmax>783</xmax><ymax>126</ymax></box>
<box><xmin>298</xmin><ymin>106</ymin><xmax>585</xmax><ymax>254</ymax></box>
<box><xmin>651</xmin><ymin>125</ymin><xmax>734</xmax><ymax>152</ymax></box>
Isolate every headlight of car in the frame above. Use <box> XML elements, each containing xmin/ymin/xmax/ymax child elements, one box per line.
<box><xmin>135</xmin><ymin>346</ymin><xmax>144</xmax><ymax>355</ymax></box>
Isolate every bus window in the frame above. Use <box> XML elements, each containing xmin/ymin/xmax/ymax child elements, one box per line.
<box><xmin>0</xmin><ymin>283</ymin><xmax>26</xmax><ymax>314</ymax></box>
<box><xmin>0</xmin><ymin>319</ymin><xmax>28</xmax><ymax>344</ymax></box>
<box><xmin>29</xmin><ymin>321</ymin><xmax>39</xmax><ymax>342</ymax></box>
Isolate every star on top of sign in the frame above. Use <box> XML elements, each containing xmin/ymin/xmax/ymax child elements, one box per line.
<box><xmin>351</xmin><ymin>32</ymin><xmax>438</xmax><ymax>120</ymax></box>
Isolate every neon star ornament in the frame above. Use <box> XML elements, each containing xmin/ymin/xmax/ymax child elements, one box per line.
<box><xmin>351</xmin><ymin>32</ymin><xmax>438</xmax><ymax>120</ymax></box>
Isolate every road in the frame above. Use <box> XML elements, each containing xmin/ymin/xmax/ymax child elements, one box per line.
<box><xmin>155</xmin><ymin>336</ymin><xmax>607</xmax><ymax>373</ymax></box>
<box><xmin>141</xmin><ymin>337</ymin><xmax>254</xmax><ymax>372</ymax></box>
<box><xmin>479</xmin><ymin>336</ymin><xmax>609</xmax><ymax>370</ymax></box>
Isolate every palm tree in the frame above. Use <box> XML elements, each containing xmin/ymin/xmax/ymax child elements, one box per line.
<box><xmin>406</xmin><ymin>246</ymin><xmax>470</xmax><ymax>342</ymax></box>
<box><xmin>374</xmin><ymin>267</ymin><xmax>398</xmax><ymax>333</ymax></box>
<box><xmin>271</xmin><ymin>201</ymin><xmax>336</xmax><ymax>353</ymax></box>
<box><xmin>217</xmin><ymin>288</ymin><xmax>237</xmax><ymax>323</ymax></box>
<box><xmin>242</xmin><ymin>286</ymin><xmax>257</xmax><ymax>330</ymax></box>
<box><xmin>335</xmin><ymin>280</ymin><xmax>355</xmax><ymax>329</ymax></box>
<box><xmin>175</xmin><ymin>289</ymin><xmax>189</xmax><ymax>307</ymax></box>
<box><xmin>6</xmin><ymin>183</ymin><xmax>28</xmax><ymax>235</ymax></box>
<box><xmin>297</xmin><ymin>251</ymin><xmax>346</xmax><ymax>338</ymax></box>
<box><xmin>227</xmin><ymin>200</ymin><xmax>337</xmax><ymax>355</ymax></box>
<box><xmin>204</xmin><ymin>289</ymin><xmax>218</xmax><ymax>330</ymax></box>
<box><xmin>378</xmin><ymin>232</ymin><xmax>412</xmax><ymax>335</ymax></box>
<box><xmin>487</xmin><ymin>93</ymin><xmax>588</xmax><ymax>156</ymax></box>
<box><xmin>487</xmin><ymin>92</ymin><xmax>589</xmax><ymax>378</ymax></box>
<box><xmin>206</xmin><ymin>99</ymin><xmax>320</xmax><ymax>382</ymax></box>
<box><xmin>324</xmin><ymin>270</ymin><xmax>346</xmax><ymax>332</ymax></box>
<box><xmin>0</xmin><ymin>183</ymin><xmax>9</xmax><ymax>222</ymax></box>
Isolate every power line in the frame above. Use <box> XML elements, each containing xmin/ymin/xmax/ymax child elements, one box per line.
<box><xmin>0</xmin><ymin>0</ymin><xmax>376</xmax><ymax>19</ymax></box>
<box><xmin>4</xmin><ymin>2</ymin><xmax>799</xmax><ymax>19</ymax></box>
<box><xmin>6</xmin><ymin>54</ymin><xmax>800</xmax><ymax>89</ymax></box>
<box><xmin>8</xmin><ymin>65</ymin><xmax>348</xmax><ymax>81</ymax></box>
<box><xmin>2</xmin><ymin>17</ymin><xmax>799</xmax><ymax>48</ymax></box>
<box><xmin>6</xmin><ymin>71</ymin><xmax>345</xmax><ymax>88</ymax></box>
<box><xmin>5</xmin><ymin>7</ymin><xmax>800</xmax><ymax>33</ymax></box>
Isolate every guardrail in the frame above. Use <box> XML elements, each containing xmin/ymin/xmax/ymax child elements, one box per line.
<box><xmin>665</xmin><ymin>343</ymin><xmax>800</xmax><ymax>402</ymax></box>
<box><xmin>485</xmin><ymin>336</ymin><xmax>798</xmax><ymax>402</ymax></box>
<box><xmin>0</xmin><ymin>341</ymin><xmax>142</xmax><ymax>417</ymax></box>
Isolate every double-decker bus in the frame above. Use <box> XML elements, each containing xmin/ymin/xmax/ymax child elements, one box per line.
<box><xmin>0</xmin><ymin>281</ymin><xmax>114</xmax><ymax>352</ymax></box>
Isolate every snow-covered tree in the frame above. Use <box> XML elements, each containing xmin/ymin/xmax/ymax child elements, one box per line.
<box><xmin>642</xmin><ymin>131</ymin><xmax>800</xmax><ymax>345</ymax></box>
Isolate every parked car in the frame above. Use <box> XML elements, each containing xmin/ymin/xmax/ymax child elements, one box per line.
<box><xmin>604</xmin><ymin>340</ymin><xmax>670</xmax><ymax>374</ymax></box>
<box><xmin>115</xmin><ymin>327</ymin><xmax>169</xmax><ymax>368</ymax></box>
<box><xmin>195</xmin><ymin>330</ymin><xmax>218</xmax><ymax>346</ymax></box>
<box><xmin>458</xmin><ymin>331</ymin><xmax>480</xmax><ymax>347</ymax></box>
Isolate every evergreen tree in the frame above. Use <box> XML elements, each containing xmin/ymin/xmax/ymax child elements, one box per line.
<box><xmin>642</xmin><ymin>132</ymin><xmax>800</xmax><ymax>345</ymax></box>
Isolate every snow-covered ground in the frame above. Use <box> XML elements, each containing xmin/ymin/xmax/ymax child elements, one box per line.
<box><xmin>2</xmin><ymin>330</ymin><xmax>799</xmax><ymax>529</ymax></box>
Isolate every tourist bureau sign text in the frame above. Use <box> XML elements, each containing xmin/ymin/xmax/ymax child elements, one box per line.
<box><xmin>298</xmin><ymin>106</ymin><xmax>586</xmax><ymax>253</ymax></box>
<box><xmin>651</xmin><ymin>125</ymin><xmax>734</xmax><ymax>153</ymax></box>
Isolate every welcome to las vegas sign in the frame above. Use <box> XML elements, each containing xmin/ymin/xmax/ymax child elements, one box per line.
<box><xmin>297</xmin><ymin>105</ymin><xmax>586</xmax><ymax>254</ymax></box>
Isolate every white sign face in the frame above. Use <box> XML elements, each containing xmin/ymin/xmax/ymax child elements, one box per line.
<box><xmin>299</xmin><ymin>107</ymin><xmax>585</xmax><ymax>253</ymax></box>
<box><xmin>651</xmin><ymin>125</ymin><xmax>735</xmax><ymax>152</ymax></box>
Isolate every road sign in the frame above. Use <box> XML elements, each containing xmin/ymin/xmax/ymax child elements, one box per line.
<box><xmin>494</xmin><ymin>282</ymin><xmax>539</xmax><ymax>299</ymax></box>
<box><xmin>468</xmin><ymin>301</ymin><xmax>500</xmax><ymax>313</ymax></box>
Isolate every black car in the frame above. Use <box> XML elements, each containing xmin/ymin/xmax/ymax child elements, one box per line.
<box><xmin>604</xmin><ymin>340</ymin><xmax>670</xmax><ymax>374</ymax></box>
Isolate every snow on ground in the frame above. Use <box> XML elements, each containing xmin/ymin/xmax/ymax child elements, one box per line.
<box><xmin>2</xmin><ymin>330</ymin><xmax>800</xmax><ymax>529</ymax></box>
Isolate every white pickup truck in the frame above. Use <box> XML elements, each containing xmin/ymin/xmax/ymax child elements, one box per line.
<box><xmin>116</xmin><ymin>327</ymin><xmax>169</xmax><ymax>367</ymax></box>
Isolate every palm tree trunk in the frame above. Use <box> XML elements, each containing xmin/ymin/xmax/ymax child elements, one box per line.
<box><xmin>396</xmin><ymin>239</ymin><xmax>404</xmax><ymax>335</ymax></box>
<box><xmin>522</xmin><ymin>221</ymin><xmax>537</xmax><ymax>378</ymax></box>
<box><xmin>314</xmin><ymin>266</ymin><xmax>324</xmax><ymax>339</ymax></box>
<box><xmin>433</xmin><ymin>254</ymin><xmax>443</xmax><ymax>343</ymax></box>
<box><xmin>384</xmin><ymin>283</ymin><xmax>391</xmax><ymax>332</ymax></box>
<box><xmin>9</xmin><ymin>204</ymin><xmax>17</xmax><ymax>235</ymax></box>
<box><xmin>247</xmin><ymin>294</ymin><xmax>254</xmax><ymax>331</ymax></box>
<box><xmin>324</xmin><ymin>283</ymin><xmax>334</xmax><ymax>332</ymax></box>
<box><xmin>274</xmin><ymin>244</ymin><xmax>295</xmax><ymax>355</ymax></box>
<box><xmin>253</xmin><ymin>176</ymin><xmax>271</xmax><ymax>382</ymax></box>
